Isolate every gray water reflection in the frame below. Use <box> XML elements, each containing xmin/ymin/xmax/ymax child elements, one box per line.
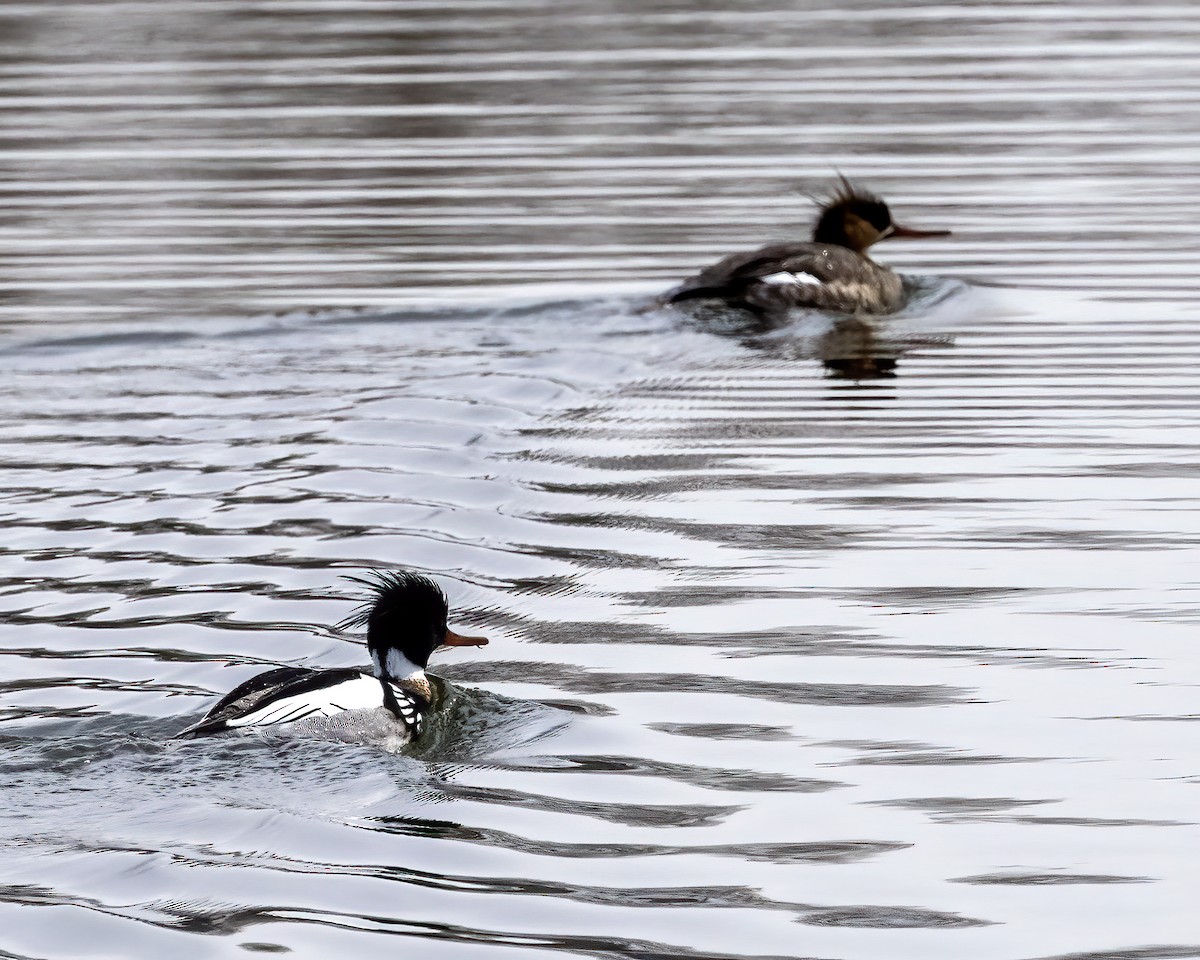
<box><xmin>3</xmin><ymin>1</ymin><xmax>1200</xmax><ymax>327</ymax></box>
<box><xmin>3</xmin><ymin>1</ymin><xmax>1200</xmax><ymax>959</ymax></box>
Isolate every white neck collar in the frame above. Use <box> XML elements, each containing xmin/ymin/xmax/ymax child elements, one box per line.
<box><xmin>371</xmin><ymin>648</ymin><xmax>426</xmax><ymax>683</ymax></box>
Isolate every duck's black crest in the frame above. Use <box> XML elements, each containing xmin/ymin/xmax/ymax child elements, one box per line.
<box><xmin>339</xmin><ymin>569</ymin><xmax>448</xmax><ymax>633</ymax></box>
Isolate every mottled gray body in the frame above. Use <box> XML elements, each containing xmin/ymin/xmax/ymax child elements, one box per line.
<box><xmin>669</xmin><ymin>242</ymin><xmax>905</xmax><ymax>316</ymax></box>
<box><xmin>284</xmin><ymin>706</ymin><xmax>413</xmax><ymax>751</ymax></box>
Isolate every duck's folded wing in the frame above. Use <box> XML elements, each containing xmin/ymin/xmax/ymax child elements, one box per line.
<box><xmin>671</xmin><ymin>245</ymin><xmax>901</xmax><ymax>315</ymax></box>
<box><xmin>173</xmin><ymin>667</ymin><xmax>373</xmax><ymax>738</ymax></box>
<box><xmin>667</xmin><ymin>243</ymin><xmax>835</xmax><ymax>303</ymax></box>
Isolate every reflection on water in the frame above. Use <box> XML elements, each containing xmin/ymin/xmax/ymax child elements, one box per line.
<box><xmin>3</xmin><ymin>1</ymin><xmax>1200</xmax><ymax>959</ymax></box>
<box><xmin>818</xmin><ymin>319</ymin><xmax>900</xmax><ymax>379</ymax></box>
<box><xmin>668</xmin><ymin>276</ymin><xmax>969</xmax><ymax>378</ymax></box>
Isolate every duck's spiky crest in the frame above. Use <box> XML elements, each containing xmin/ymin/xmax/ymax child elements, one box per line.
<box><xmin>797</xmin><ymin>174</ymin><xmax>883</xmax><ymax>212</ymax></box>
<box><xmin>810</xmin><ymin>175</ymin><xmax>894</xmax><ymax>250</ymax></box>
<box><xmin>338</xmin><ymin>569</ymin><xmax>447</xmax><ymax>633</ymax></box>
<box><xmin>825</xmin><ymin>173</ymin><xmax>883</xmax><ymax>210</ymax></box>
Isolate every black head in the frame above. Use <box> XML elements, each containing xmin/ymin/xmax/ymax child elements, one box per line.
<box><xmin>811</xmin><ymin>178</ymin><xmax>950</xmax><ymax>252</ymax></box>
<box><xmin>341</xmin><ymin>570</ymin><xmax>486</xmax><ymax>676</ymax></box>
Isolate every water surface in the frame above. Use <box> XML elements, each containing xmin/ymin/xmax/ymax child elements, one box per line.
<box><xmin>2</xmin><ymin>3</ymin><xmax>1200</xmax><ymax>960</ymax></box>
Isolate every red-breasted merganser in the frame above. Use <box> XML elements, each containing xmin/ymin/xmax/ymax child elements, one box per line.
<box><xmin>666</xmin><ymin>179</ymin><xmax>951</xmax><ymax>317</ymax></box>
<box><xmin>174</xmin><ymin>571</ymin><xmax>487</xmax><ymax>745</ymax></box>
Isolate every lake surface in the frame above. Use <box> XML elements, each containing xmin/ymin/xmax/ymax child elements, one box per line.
<box><xmin>2</xmin><ymin>2</ymin><xmax>1200</xmax><ymax>959</ymax></box>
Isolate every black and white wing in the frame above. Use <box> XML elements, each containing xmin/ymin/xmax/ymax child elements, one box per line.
<box><xmin>174</xmin><ymin>667</ymin><xmax>381</xmax><ymax>738</ymax></box>
<box><xmin>669</xmin><ymin>243</ymin><xmax>902</xmax><ymax>315</ymax></box>
<box><xmin>667</xmin><ymin>243</ymin><xmax>826</xmax><ymax>304</ymax></box>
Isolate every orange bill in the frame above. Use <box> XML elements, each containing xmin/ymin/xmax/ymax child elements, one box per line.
<box><xmin>889</xmin><ymin>223</ymin><xmax>952</xmax><ymax>239</ymax></box>
<box><xmin>443</xmin><ymin>627</ymin><xmax>489</xmax><ymax>647</ymax></box>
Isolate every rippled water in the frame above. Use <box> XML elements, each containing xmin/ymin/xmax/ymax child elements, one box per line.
<box><xmin>3</xmin><ymin>2</ymin><xmax>1200</xmax><ymax>959</ymax></box>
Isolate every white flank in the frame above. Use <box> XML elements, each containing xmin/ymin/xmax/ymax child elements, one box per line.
<box><xmin>760</xmin><ymin>271</ymin><xmax>822</xmax><ymax>288</ymax></box>
<box><xmin>226</xmin><ymin>673</ymin><xmax>382</xmax><ymax>728</ymax></box>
